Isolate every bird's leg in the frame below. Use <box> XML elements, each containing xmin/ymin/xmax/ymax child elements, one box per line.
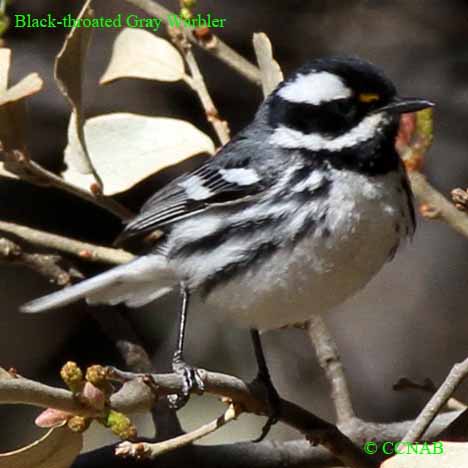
<box><xmin>167</xmin><ymin>285</ymin><xmax>204</xmax><ymax>409</ymax></box>
<box><xmin>250</xmin><ymin>328</ymin><xmax>282</xmax><ymax>441</ymax></box>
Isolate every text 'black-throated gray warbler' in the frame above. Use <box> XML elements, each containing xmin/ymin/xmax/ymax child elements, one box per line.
<box><xmin>21</xmin><ymin>56</ymin><xmax>434</xmax><ymax>433</ymax></box>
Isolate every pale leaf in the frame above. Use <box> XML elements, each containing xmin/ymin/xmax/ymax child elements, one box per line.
<box><xmin>0</xmin><ymin>73</ymin><xmax>43</xmax><ymax>105</ymax></box>
<box><xmin>0</xmin><ymin>427</ymin><xmax>82</xmax><ymax>468</ymax></box>
<box><xmin>54</xmin><ymin>0</ymin><xmax>99</xmax><ymax>184</ymax></box>
<box><xmin>0</xmin><ymin>162</ymin><xmax>18</xmax><ymax>179</ymax></box>
<box><xmin>100</xmin><ymin>28</ymin><xmax>185</xmax><ymax>84</ymax></box>
<box><xmin>0</xmin><ymin>367</ymin><xmax>13</xmax><ymax>379</ymax></box>
<box><xmin>63</xmin><ymin>113</ymin><xmax>215</xmax><ymax>195</ymax></box>
<box><xmin>253</xmin><ymin>32</ymin><xmax>283</xmax><ymax>97</ymax></box>
<box><xmin>0</xmin><ymin>67</ymin><xmax>42</xmax><ymax>153</ymax></box>
<box><xmin>0</xmin><ymin>48</ymin><xmax>11</xmax><ymax>92</ymax></box>
<box><xmin>381</xmin><ymin>442</ymin><xmax>467</xmax><ymax>467</ymax></box>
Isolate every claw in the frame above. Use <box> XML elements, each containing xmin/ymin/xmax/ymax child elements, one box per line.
<box><xmin>168</xmin><ymin>354</ymin><xmax>204</xmax><ymax>409</ymax></box>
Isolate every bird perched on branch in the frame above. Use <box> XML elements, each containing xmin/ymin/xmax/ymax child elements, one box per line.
<box><xmin>21</xmin><ymin>56</ymin><xmax>433</xmax><ymax>437</ymax></box>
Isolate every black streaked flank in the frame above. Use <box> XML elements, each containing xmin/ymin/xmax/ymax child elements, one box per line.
<box><xmin>201</xmin><ymin>240</ymin><xmax>279</xmax><ymax>298</ymax></box>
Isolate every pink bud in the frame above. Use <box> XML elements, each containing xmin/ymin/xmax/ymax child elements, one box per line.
<box><xmin>35</xmin><ymin>408</ymin><xmax>71</xmax><ymax>428</ymax></box>
<box><xmin>81</xmin><ymin>382</ymin><xmax>106</xmax><ymax>410</ymax></box>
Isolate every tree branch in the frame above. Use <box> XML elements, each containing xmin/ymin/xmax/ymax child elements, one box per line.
<box><xmin>0</xmin><ymin>237</ymin><xmax>82</xmax><ymax>285</ymax></box>
<box><xmin>2</xmin><ymin>149</ymin><xmax>132</xmax><ymax>220</ymax></box>
<box><xmin>0</xmin><ymin>368</ymin><xmax>375</xmax><ymax>468</ymax></box>
<box><xmin>409</xmin><ymin>171</ymin><xmax>468</xmax><ymax>239</ymax></box>
<box><xmin>2</xmin><ymin>366</ymin><xmax>466</xmax><ymax>467</ymax></box>
<box><xmin>403</xmin><ymin>357</ymin><xmax>468</xmax><ymax>442</ymax></box>
<box><xmin>182</xmin><ymin>45</ymin><xmax>230</xmax><ymax>146</ymax></box>
<box><xmin>72</xmin><ymin>411</ymin><xmax>463</xmax><ymax>468</ymax></box>
<box><xmin>0</xmin><ymin>220</ymin><xmax>134</xmax><ymax>265</ymax></box>
<box><xmin>307</xmin><ymin>316</ymin><xmax>355</xmax><ymax>424</ymax></box>
<box><xmin>116</xmin><ymin>403</ymin><xmax>241</xmax><ymax>459</ymax></box>
<box><xmin>397</xmin><ymin>111</ymin><xmax>468</xmax><ymax>239</ymax></box>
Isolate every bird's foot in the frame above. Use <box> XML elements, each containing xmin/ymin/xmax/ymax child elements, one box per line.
<box><xmin>167</xmin><ymin>351</ymin><xmax>205</xmax><ymax>409</ymax></box>
<box><xmin>252</xmin><ymin>370</ymin><xmax>282</xmax><ymax>442</ymax></box>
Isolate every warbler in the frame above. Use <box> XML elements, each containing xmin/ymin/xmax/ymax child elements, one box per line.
<box><xmin>21</xmin><ymin>56</ymin><xmax>433</xmax><ymax>426</ymax></box>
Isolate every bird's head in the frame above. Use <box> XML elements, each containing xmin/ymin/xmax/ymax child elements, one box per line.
<box><xmin>264</xmin><ymin>56</ymin><xmax>433</xmax><ymax>171</ymax></box>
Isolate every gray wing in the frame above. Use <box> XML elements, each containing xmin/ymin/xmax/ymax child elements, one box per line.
<box><xmin>119</xmin><ymin>160</ymin><xmax>265</xmax><ymax>242</ymax></box>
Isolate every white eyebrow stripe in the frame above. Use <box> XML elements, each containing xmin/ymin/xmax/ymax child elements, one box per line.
<box><xmin>269</xmin><ymin>113</ymin><xmax>388</xmax><ymax>152</ymax></box>
<box><xmin>278</xmin><ymin>71</ymin><xmax>352</xmax><ymax>105</ymax></box>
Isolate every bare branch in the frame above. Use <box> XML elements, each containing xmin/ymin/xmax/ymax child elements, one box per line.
<box><xmin>409</xmin><ymin>171</ymin><xmax>468</xmax><ymax>239</ymax></box>
<box><xmin>393</xmin><ymin>376</ymin><xmax>466</xmax><ymax>412</ymax></box>
<box><xmin>2</xmin><ymin>150</ymin><xmax>132</xmax><ymax>220</ymax></box>
<box><xmin>0</xmin><ymin>237</ymin><xmax>82</xmax><ymax>285</ymax></box>
<box><xmin>168</xmin><ymin>28</ymin><xmax>230</xmax><ymax>146</ymax></box>
<box><xmin>183</xmin><ymin>47</ymin><xmax>230</xmax><ymax>145</ymax></box>
<box><xmin>0</xmin><ymin>220</ymin><xmax>134</xmax><ymax>265</ymax></box>
<box><xmin>0</xmin><ymin>368</ymin><xmax>375</xmax><ymax>468</ymax></box>
<box><xmin>307</xmin><ymin>316</ymin><xmax>355</xmax><ymax>424</ymax></box>
<box><xmin>123</xmin><ymin>0</ymin><xmax>261</xmax><ymax>85</ymax></box>
<box><xmin>74</xmin><ymin>414</ymin><xmax>464</xmax><ymax>468</ymax></box>
<box><xmin>404</xmin><ymin>357</ymin><xmax>468</xmax><ymax>442</ymax></box>
<box><xmin>398</xmin><ymin>111</ymin><xmax>468</xmax><ymax>239</ymax></box>
<box><xmin>116</xmin><ymin>403</ymin><xmax>242</xmax><ymax>460</ymax></box>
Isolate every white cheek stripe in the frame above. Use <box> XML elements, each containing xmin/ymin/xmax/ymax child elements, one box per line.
<box><xmin>278</xmin><ymin>71</ymin><xmax>351</xmax><ymax>105</ymax></box>
<box><xmin>269</xmin><ymin>113</ymin><xmax>387</xmax><ymax>152</ymax></box>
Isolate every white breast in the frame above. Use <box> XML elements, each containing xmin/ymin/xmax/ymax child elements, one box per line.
<box><xmin>196</xmin><ymin>169</ymin><xmax>412</xmax><ymax>330</ymax></box>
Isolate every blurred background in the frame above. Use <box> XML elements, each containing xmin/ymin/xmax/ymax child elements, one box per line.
<box><xmin>0</xmin><ymin>0</ymin><xmax>467</xmax><ymax>454</ymax></box>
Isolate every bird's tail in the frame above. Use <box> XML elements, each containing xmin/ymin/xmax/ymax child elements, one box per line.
<box><xmin>20</xmin><ymin>255</ymin><xmax>177</xmax><ymax>314</ymax></box>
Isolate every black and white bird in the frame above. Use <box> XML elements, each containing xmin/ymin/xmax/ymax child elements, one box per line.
<box><xmin>21</xmin><ymin>56</ymin><xmax>433</xmax><ymax>423</ymax></box>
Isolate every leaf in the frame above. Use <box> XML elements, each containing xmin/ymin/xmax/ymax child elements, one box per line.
<box><xmin>54</xmin><ymin>0</ymin><xmax>100</xmax><ymax>186</ymax></box>
<box><xmin>0</xmin><ymin>367</ymin><xmax>13</xmax><ymax>379</ymax></box>
<box><xmin>381</xmin><ymin>442</ymin><xmax>467</xmax><ymax>467</ymax></box>
<box><xmin>252</xmin><ymin>32</ymin><xmax>283</xmax><ymax>97</ymax></box>
<box><xmin>0</xmin><ymin>48</ymin><xmax>11</xmax><ymax>91</ymax></box>
<box><xmin>0</xmin><ymin>72</ymin><xmax>42</xmax><ymax>106</ymax></box>
<box><xmin>0</xmin><ymin>162</ymin><xmax>18</xmax><ymax>179</ymax></box>
<box><xmin>0</xmin><ymin>427</ymin><xmax>82</xmax><ymax>468</ymax></box>
<box><xmin>63</xmin><ymin>113</ymin><xmax>215</xmax><ymax>195</ymax></box>
<box><xmin>100</xmin><ymin>28</ymin><xmax>185</xmax><ymax>84</ymax></box>
<box><xmin>0</xmin><ymin>49</ymin><xmax>43</xmax><ymax>155</ymax></box>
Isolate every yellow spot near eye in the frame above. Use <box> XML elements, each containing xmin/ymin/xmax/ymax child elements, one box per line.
<box><xmin>359</xmin><ymin>93</ymin><xmax>380</xmax><ymax>103</ymax></box>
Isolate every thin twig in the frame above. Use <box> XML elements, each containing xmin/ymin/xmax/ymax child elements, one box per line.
<box><xmin>124</xmin><ymin>0</ymin><xmax>261</xmax><ymax>85</ymax></box>
<box><xmin>397</xmin><ymin>111</ymin><xmax>468</xmax><ymax>239</ymax></box>
<box><xmin>2</xmin><ymin>150</ymin><xmax>132</xmax><ymax>220</ymax></box>
<box><xmin>0</xmin><ymin>220</ymin><xmax>134</xmax><ymax>265</ymax></box>
<box><xmin>116</xmin><ymin>403</ymin><xmax>242</xmax><ymax>460</ymax></box>
<box><xmin>409</xmin><ymin>171</ymin><xmax>468</xmax><ymax>239</ymax></box>
<box><xmin>393</xmin><ymin>376</ymin><xmax>466</xmax><ymax>412</ymax></box>
<box><xmin>307</xmin><ymin>316</ymin><xmax>355</xmax><ymax>424</ymax></box>
<box><xmin>183</xmin><ymin>46</ymin><xmax>230</xmax><ymax>145</ymax></box>
<box><xmin>168</xmin><ymin>28</ymin><xmax>230</xmax><ymax>146</ymax></box>
<box><xmin>0</xmin><ymin>237</ymin><xmax>82</xmax><ymax>285</ymax></box>
<box><xmin>403</xmin><ymin>357</ymin><xmax>468</xmax><ymax>442</ymax></box>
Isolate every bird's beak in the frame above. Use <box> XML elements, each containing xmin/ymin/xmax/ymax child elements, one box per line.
<box><xmin>374</xmin><ymin>97</ymin><xmax>435</xmax><ymax>115</ymax></box>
